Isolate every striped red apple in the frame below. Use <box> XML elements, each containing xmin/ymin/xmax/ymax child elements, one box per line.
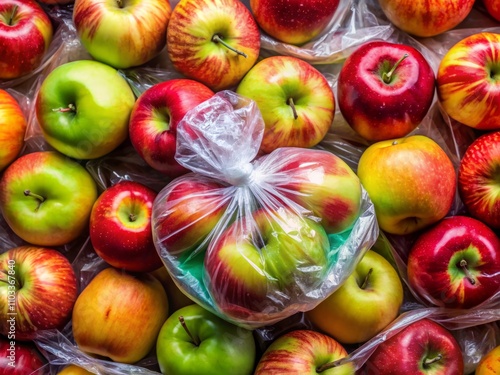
<box><xmin>0</xmin><ymin>89</ymin><xmax>27</xmax><ymax>172</ymax></box>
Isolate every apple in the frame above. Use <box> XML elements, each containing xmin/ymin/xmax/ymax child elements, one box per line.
<box><xmin>35</xmin><ymin>59</ymin><xmax>136</xmax><ymax>160</ymax></box>
<box><xmin>306</xmin><ymin>249</ymin><xmax>404</xmax><ymax>345</ymax></box>
<box><xmin>73</xmin><ymin>0</ymin><xmax>172</xmax><ymax>69</ymax></box>
<box><xmin>236</xmin><ymin>55</ymin><xmax>336</xmax><ymax>154</ymax></box>
<box><xmin>72</xmin><ymin>267</ymin><xmax>169</xmax><ymax>364</ymax></box>
<box><xmin>337</xmin><ymin>40</ymin><xmax>435</xmax><ymax>142</ymax></box>
<box><xmin>204</xmin><ymin>207</ymin><xmax>330</xmax><ymax>322</ymax></box>
<box><xmin>150</xmin><ymin>266</ymin><xmax>194</xmax><ymax>314</ymax></box>
<box><xmin>38</xmin><ymin>0</ymin><xmax>74</xmax><ymax>4</ymax></box>
<box><xmin>377</xmin><ymin>0</ymin><xmax>475</xmax><ymax>37</ymax></box>
<box><xmin>57</xmin><ymin>365</ymin><xmax>94</xmax><ymax>374</ymax></box>
<box><xmin>0</xmin><ymin>150</ymin><xmax>98</xmax><ymax>247</ymax></box>
<box><xmin>89</xmin><ymin>180</ymin><xmax>163</xmax><ymax>273</ymax></box>
<box><xmin>0</xmin><ymin>89</ymin><xmax>27</xmax><ymax>171</ymax></box>
<box><xmin>129</xmin><ymin>78</ymin><xmax>214</xmax><ymax>178</ymax></box>
<box><xmin>261</xmin><ymin>147</ymin><xmax>362</xmax><ymax>234</ymax></box>
<box><xmin>255</xmin><ymin>330</ymin><xmax>355</xmax><ymax>374</ymax></box>
<box><xmin>407</xmin><ymin>215</ymin><xmax>500</xmax><ymax>309</ymax></box>
<box><xmin>249</xmin><ymin>0</ymin><xmax>340</xmax><ymax>45</ymax></box>
<box><xmin>484</xmin><ymin>0</ymin><xmax>500</xmax><ymax>22</ymax></box>
<box><xmin>0</xmin><ymin>246</ymin><xmax>78</xmax><ymax>341</ymax></box>
<box><xmin>156</xmin><ymin>304</ymin><xmax>256</xmax><ymax>375</ymax></box>
<box><xmin>458</xmin><ymin>131</ymin><xmax>500</xmax><ymax>229</ymax></box>
<box><xmin>0</xmin><ymin>336</ymin><xmax>46</xmax><ymax>374</ymax></box>
<box><xmin>357</xmin><ymin>135</ymin><xmax>457</xmax><ymax>236</ymax></box>
<box><xmin>476</xmin><ymin>345</ymin><xmax>500</xmax><ymax>375</ymax></box>
<box><xmin>153</xmin><ymin>174</ymin><xmax>230</xmax><ymax>256</ymax></box>
<box><xmin>360</xmin><ymin>318</ymin><xmax>464</xmax><ymax>375</ymax></box>
<box><xmin>0</xmin><ymin>0</ymin><xmax>53</xmax><ymax>80</ymax></box>
<box><xmin>166</xmin><ymin>0</ymin><xmax>261</xmax><ymax>91</ymax></box>
<box><xmin>437</xmin><ymin>32</ymin><xmax>500</xmax><ymax>131</ymax></box>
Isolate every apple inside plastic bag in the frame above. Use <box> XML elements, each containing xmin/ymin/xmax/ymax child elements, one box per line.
<box><xmin>152</xmin><ymin>90</ymin><xmax>379</xmax><ymax>328</ymax></box>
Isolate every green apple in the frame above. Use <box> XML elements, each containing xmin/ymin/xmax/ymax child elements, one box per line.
<box><xmin>156</xmin><ymin>304</ymin><xmax>256</xmax><ymax>375</ymax></box>
<box><xmin>0</xmin><ymin>150</ymin><xmax>98</xmax><ymax>246</ymax></box>
<box><xmin>35</xmin><ymin>59</ymin><xmax>136</xmax><ymax>160</ymax></box>
<box><xmin>306</xmin><ymin>249</ymin><xmax>404</xmax><ymax>344</ymax></box>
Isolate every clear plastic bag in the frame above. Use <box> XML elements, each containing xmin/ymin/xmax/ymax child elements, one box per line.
<box><xmin>152</xmin><ymin>90</ymin><xmax>379</xmax><ymax>328</ymax></box>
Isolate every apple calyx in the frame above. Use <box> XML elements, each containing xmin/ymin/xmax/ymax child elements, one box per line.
<box><xmin>459</xmin><ymin>259</ymin><xmax>476</xmax><ymax>285</ymax></box>
<box><xmin>115</xmin><ymin>0</ymin><xmax>124</xmax><ymax>8</ymax></box>
<box><xmin>24</xmin><ymin>189</ymin><xmax>46</xmax><ymax>212</ymax></box>
<box><xmin>382</xmin><ymin>54</ymin><xmax>409</xmax><ymax>84</ymax></box>
<box><xmin>316</xmin><ymin>357</ymin><xmax>349</xmax><ymax>373</ymax></box>
<box><xmin>178</xmin><ymin>316</ymin><xmax>200</xmax><ymax>346</ymax></box>
<box><xmin>360</xmin><ymin>268</ymin><xmax>373</xmax><ymax>290</ymax></box>
<box><xmin>287</xmin><ymin>98</ymin><xmax>299</xmax><ymax>120</ymax></box>
<box><xmin>211</xmin><ymin>34</ymin><xmax>247</xmax><ymax>58</ymax></box>
<box><xmin>423</xmin><ymin>353</ymin><xmax>443</xmax><ymax>368</ymax></box>
<box><xmin>52</xmin><ymin>104</ymin><xmax>76</xmax><ymax>113</ymax></box>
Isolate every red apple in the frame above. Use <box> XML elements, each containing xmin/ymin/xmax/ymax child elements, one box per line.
<box><xmin>0</xmin><ymin>246</ymin><xmax>78</xmax><ymax>341</ymax></box>
<box><xmin>377</xmin><ymin>0</ymin><xmax>475</xmax><ymax>38</ymax></box>
<box><xmin>236</xmin><ymin>55</ymin><xmax>336</xmax><ymax>154</ymax></box>
<box><xmin>0</xmin><ymin>89</ymin><xmax>27</xmax><ymax>172</ymax></box>
<box><xmin>255</xmin><ymin>330</ymin><xmax>355</xmax><ymax>374</ymax></box>
<box><xmin>484</xmin><ymin>0</ymin><xmax>500</xmax><ymax>22</ymax></box>
<box><xmin>407</xmin><ymin>215</ymin><xmax>500</xmax><ymax>309</ymax></box>
<box><xmin>262</xmin><ymin>147</ymin><xmax>362</xmax><ymax>234</ymax></box>
<box><xmin>166</xmin><ymin>0</ymin><xmax>261</xmax><ymax>91</ymax></box>
<box><xmin>458</xmin><ymin>131</ymin><xmax>500</xmax><ymax>230</ymax></box>
<box><xmin>337</xmin><ymin>40</ymin><xmax>435</xmax><ymax>142</ymax></box>
<box><xmin>437</xmin><ymin>32</ymin><xmax>500</xmax><ymax>131</ymax></box>
<box><xmin>129</xmin><ymin>79</ymin><xmax>214</xmax><ymax>178</ymax></box>
<box><xmin>153</xmin><ymin>175</ymin><xmax>230</xmax><ymax>256</ymax></box>
<box><xmin>360</xmin><ymin>318</ymin><xmax>464</xmax><ymax>375</ymax></box>
<box><xmin>0</xmin><ymin>336</ymin><xmax>46</xmax><ymax>374</ymax></box>
<box><xmin>89</xmin><ymin>180</ymin><xmax>163</xmax><ymax>273</ymax></box>
<box><xmin>0</xmin><ymin>0</ymin><xmax>53</xmax><ymax>80</ymax></box>
<box><xmin>249</xmin><ymin>0</ymin><xmax>340</xmax><ymax>45</ymax></box>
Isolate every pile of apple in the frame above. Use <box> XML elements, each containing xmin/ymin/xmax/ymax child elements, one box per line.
<box><xmin>0</xmin><ymin>0</ymin><xmax>500</xmax><ymax>374</ymax></box>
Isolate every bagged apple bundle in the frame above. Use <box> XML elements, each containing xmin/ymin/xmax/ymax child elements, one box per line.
<box><xmin>152</xmin><ymin>90</ymin><xmax>378</xmax><ymax>328</ymax></box>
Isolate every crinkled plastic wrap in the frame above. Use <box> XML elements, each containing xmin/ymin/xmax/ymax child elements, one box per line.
<box><xmin>152</xmin><ymin>90</ymin><xmax>379</xmax><ymax>328</ymax></box>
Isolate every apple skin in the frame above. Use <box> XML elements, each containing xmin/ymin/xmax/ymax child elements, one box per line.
<box><xmin>35</xmin><ymin>59</ymin><xmax>136</xmax><ymax>160</ymax></box>
<box><xmin>249</xmin><ymin>0</ymin><xmax>340</xmax><ymax>45</ymax></box>
<box><xmin>0</xmin><ymin>150</ymin><xmax>98</xmax><ymax>247</ymax></box>
<box><xmin>0</xmin><ymin>336</ymin><xmax>46</xmax><ymax>374</ymax></box>
<box><xmin>484</xmin><ymin>0</ymin><xmax>500</xmax><ymax>22</ymax></box>
<box><xmin>0</xmin><ymin>0</ymin><xmax>53</xmax><ymax>80</ymax></box>
<box><xmin>89</xmin><ymin>180</ymin><xmax>163</xmax><ymax>273</ymax></box>
<box><xmin>255</xmin><ymin>329</ymin><xmax>355</xmax><ymax>375</ymax></box>
<box><xmin>0</xmin><ymin>246</ymin><xmax>78</xmax><ymax>341</ymax></box>
<box><xmin>407</xmin><ymin>215</ymin><xmax>500</xmax><ymax>309</ymax></box>
<box><xmin>377</xmin><ymin>0</ymin><xmax>475</xmax><ymax>38</ymax></box>
<box><xmin>262</xmin><ymin>147</ymin><xmax>362</xmax><ymax>234</ymax></box>
<box><xmin>337</xmin><ymin>41</ymin><xmax>435</xmax><ymax>142</ymax></box>
<box><xmin>360</xmin><ymin>319</ymin><xmax>464</xmax><ymax>375</ymax></box>
<box><xmin>437</xmin><ymin>32</ymin><xmax>500</xmax><ymax>131</ymax></box>
<box><xmin>72</xmin><ymin>267</ymin><xmax>169</xmax><ymax>364</ymax></box>
<box><xmin>150</xmin><ymin>266</ymin><xmax>194</xmax><ymax>314</ymax></box>
<box><xmin>476</xmin><ymin>345</ymin><xmax>500</xmax><ymax>375</ymax></box>
<box><xmin>129</xmin><ymin>79</ymin><xmax>214</xmax><ymax>178</ymax></box>
<box><xmin>236</xmin><ymin>56</ymin><xmax>335</xmax><ymax>154</ymax></box>
<box><xmin>166</xmin><ymin>0</ymin><xmax>261</xmax><ymax>91</ymax></box>
<box><xmin>204</xmin><ymin>208</ymin><xmax>330</xmax><ymax>322</ymax></box>
<box><xmin>306</xmin><ymin>250</ymin><xmax>403</xmax><ymax>345</ymax></box>
<box><xmin>458</xmin><ymin>131</ymin><xmax>500</xmax><ymax>230</ymax></box>
<box><xmin>73</xmin><ymin>0</ymin><xmax>172</xmax><ymax>69</ymax></box>
<box><xmin>57</xmin><ymin>365</ymin><xmax>94</xmax><ymax>374</ymax></box>
<box><xmin>357</xmin><ymin>135</ymin><xmax>457</xmax><ymax>236</ymax></box>
<box><xmin>153</xmin><ymin>175</ymin><xmax>230</xmax><ymax>256</ymax></box>
<box><xmin>156</xmin><ymin>304</ymin><xmax>256</xmax><ymax>375</ymax></box>
<box><xmin>0</xmin><ymin>89</ymin><xmax>27</xmax><ymax>172</ymax></box>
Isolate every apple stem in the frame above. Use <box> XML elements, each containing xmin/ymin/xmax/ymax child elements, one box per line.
<box><xmin>382</xmin><ymin>53</ymin><xmax>409</xmax><ymax>84</ymax></box>
<box><xmin>316</xmin><ymin>357</ymin><xmax>346</xmax><ymax>373</ymax></box>
<box><xmin>178</xmin><ymin>316</ymin><xmax>200</xmax><ymax>346</ymax></box>
<box><xmin>7</xmin><ymin>5</ymin><xmax>18</xmax><ymax>25</ymax></box>
<box><xmin>211</xmin><ymin>34</ymin><xmax>247</xmax><ymax>58</ymax></box>
<box><xmin>459</xmin><ymin>259</ymin><xmax>476</xmax><ymax>285</ymax></box>
<box><xmin>423</xmin><ymin>354</ymin><xmax>443</xmax><ymax>367</ymax></box>
<box><xmin>287</xmin><ymin>98</ymin><xmax>299</xmax><ymax>120</ymax></box>
<box><xmin>52</xmin><ymin>103</ymin><xmax>76</xmax><ymax>113</ymax></box>
<box><xmin>24</xmin><ymin>189</ymin><xmax>45</xmax><ymax>212</ymax></box>
<box><xmin>360</xmin><ymin>268</ymin><xmax>373</xmax><ymax>290</ymax></box>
